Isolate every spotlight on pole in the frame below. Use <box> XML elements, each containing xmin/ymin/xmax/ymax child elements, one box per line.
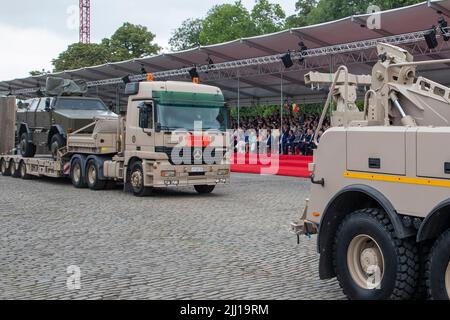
<box><xmin>281</xmin><ymin>51</ymin><xmax>294</xmax><ymax>69</ymax></box>
<box><xmin>206</xmin><ymin>56</ymin><xmax>215</xmax><ymax>73</ymax></box>
<box><xmin>438</xmin><ymin>16</ymin><xmax>449</xmax><ymax>41</ymax></box>
<box><xmin>298</xmin><ymin>41</ymin><xmax>308</xmax><ymax>63</ymax></box>
<box><xmin>189</xmin><ymin>67</ymin><xmax>200</xmax><ymax>84</ymax></box>
<box><xmin>122</xmin><ymin>75</ymin><xmax>131</xmax><ymax>84</ymax></box>
<box><xmin>424</xmin><ymin>26</ymin><xmax>439</xmax><ymax>49</ymax></box>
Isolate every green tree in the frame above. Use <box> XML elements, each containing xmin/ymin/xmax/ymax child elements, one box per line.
<box><xmin>307</xmin><ymin>0</ymin><xmax>422</xmax><ymax>25</ymax></box>
<box><xmin>251</xmin><ymin>0</ymin><xmax>286</xmax><ymax>34</ymax></box>
<box><xmin>29</xmin><ymin>69</ymin><xmax>51</xmax><ymax>76</ymax></box>
<box><xmin>104</xmin><ymin>22</ymin><xmax>161</xmax><ymax>62</ymax></box>
<box><xmin>52</xmin><ymin>23</ymin><xmax>161</xmax><ymax>72</ymax></box>
<box><xmin>52</xmin><ymin>43</ymin><xmax>111</xmax><ymax>72</ymax></box>
<box><xmin>169</xmin><ymin>18</ymin><xmax>204</xmax><ymax>51</ymax></box>
<box><xmin>199</xmin><ymin>1</ymin><xmax>258</xmax><ymax>45</ymax></box>
<box><xmin>285</xmin><ymin>0</ymin><xmax>318</xmax><ymax>28</ymax></box>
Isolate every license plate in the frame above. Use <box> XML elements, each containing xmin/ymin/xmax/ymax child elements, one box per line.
<box><xmin>191</xmin><ymin>167</ymin><xmax>204</xmax><ymax>173</ymax></box>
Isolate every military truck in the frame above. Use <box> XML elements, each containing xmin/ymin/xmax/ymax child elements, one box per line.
<box><xmin>1</xmin><ymin>80</ymin><xmax>230</xmax><ymax>196</ymax></box>
<box><xmin>16</xmin><ymin>78</ymin><xmax>117</xmax><ymax>159</ymax></box>
<box><xmin>292</xmin><ymin>43</ymin><xmax>450</xmax><ymax>300</ymax></box>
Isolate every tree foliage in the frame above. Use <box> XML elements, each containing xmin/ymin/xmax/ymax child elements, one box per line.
<box><xmin>199</xmin><ymin>1</ymin><xmax>258</xmax><ymax>45</ymax></box>
<box><xmin>251</xmin><ymin>0</ymin><xmax>286</xmax><ymax>35</ymax></box>
<box><xmin>52</xmin><ymin>23</ymin><xmax>160</xmax><ymax>72</ymax></box>
<box><xmin>169</xmin><ymin>0</ymin><xmax>287</xmax><ymax>51</ymax></box>
<box><xmin>52</xmin><ymin>43</ymin><xmax>111</xmax><ymax>72</ymax></box>
<box><xmin>169</xmin><ymin>18</ymin><xmax>203</xmax><ymax>51</ymax></box>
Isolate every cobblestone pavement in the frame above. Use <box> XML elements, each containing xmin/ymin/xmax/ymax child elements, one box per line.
<box><xmin>0</xmin><ymin>173</ymin><xmax>344</xmax><ymax>300</ymax></box>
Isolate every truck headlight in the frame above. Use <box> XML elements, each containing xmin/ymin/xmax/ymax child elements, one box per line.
<box><xmin>161</xmin><ymin>170</ymin><xmax>176</xmax><ymax>177</ymax></box>
<box><xmin>217</xmin><ymin>169</ymin><xmax>229</xmax><ymax>176</ymax></box>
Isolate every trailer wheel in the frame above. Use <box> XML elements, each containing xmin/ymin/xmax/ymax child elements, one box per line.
<box><xmin>130</xmin><ymin>161</ymin><xmax>152</xmax><ymax>197</ymax></box>
<box><xmin>10</xmin><ymin>160</ymin><xmax>20</xmax><ymax>178</ymax></box>
<box><xmin>426</xmin><ymin>229</ymin><xmax>450</xmax><ymax>300</ymax></box>
<box><xmin>19</xmin><ymin>161</ymin><xmax>32</xmax><ymax>180</ymax></box>
<box><xmin>19</xmin><ymin>133</ymin><xmax>36</xmax><ymax>158</ymax></box>
<box><xmin>334</xmin><ymin>208</ymin><xmax>418</xmax><ymax>300</ymax></box>
<box><xmin>194</xmin><ymin>185</ymin><xmax>216</xmax><ymax>194</ymax></box>
<box><xmin>70</xmin><ymin>158</ymin><xmax>87</xmax><ymax>188</ymax></box>
<box><xmin>0</xmin><ymin>159</ymin><xmax>11</xmax><ymax>176</ymax></box>
<box><xmin>86</xmin><ymin>160</ymin><xmax>106</xmax><ymax>191</ymax></box>
<box><xmin>50</xmin><ymin>134</ymin><xmax>65</xmax><ymax>160</ymax></box>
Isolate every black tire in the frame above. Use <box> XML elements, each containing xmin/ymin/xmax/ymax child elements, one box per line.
<box><xmin>70</xmin><ymin>158</ymin><xmax>87</xmax><ymax>188</ymax></box>
<box><xmin>426</xmin><ymin>229</ymin><xmax>450</xmax><ymax>300</ymax></box>
<box><xmin>10</xmin><ymin>160</ymin><xmax>20</xmax><ymax>178</ymax></box>
<box><xmin>194</xmin><ymin>185</ymin><xmax>216</xmax><ymax>194</ymax></box>
<box><xmin>334</xmin><ymin>208</ymin><xmax>419</xmax><ymax>300</ymax></box>
<box><xmin>19</xmin><ymin>133</ymin><xmax>36</xmax><ymax>158</ymax></box>
<box><xmin>86</xmin><ymin>159</ymin><xmax>106</xmax><ymax>191</ymax></box>
<box><xmin>50</xmin><ymin>134</ymin><xmax>65</xmax><ymax>159</ymax></box>
<box><xmin>129</xmin><ymin>161</ymin><xmax>152</xmax><ymax>197</ymax></box>
<box><xmin>19</xmin><ymin>161</ymin><xmax>32</xmax><ymax>180</ymax></box>
<box><xmin>413</xmin><ymin>241</ymin><xmax>432</xmax><ymax>300</ymax></box>
<box><xmin>0</xmin><ymin>158</ymin><xmax>11</xmax><ymax>176</ymax></box>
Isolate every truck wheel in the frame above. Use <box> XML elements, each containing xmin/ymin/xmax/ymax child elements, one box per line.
<box><xmin>334</xmin><ymin>208</ymin><xmax>418</xmax><ymax>300</ymax></box>
<box><xmin>426</xmin><ymin>229</ymin><xmax>450</xmax><ymax>300</ymax></box>
<box><xmin>50</xmin><ymin>134</ymin><xmax>65</xmax><ymax>159</ymax></box>
<box><xmin>19</xmin><ymin>161</ymin><xmax>32</xmax><ymax>180</ymax></box>
<box><xmin>0</xmin><ymin>159</ymin><xmax>11</xmax><ymax>176</ymax></box>
<box><xmin>194</xmin><ymin>185</ymin><xmax>216</xmax><ymax>194</ymax></box>
<box><xmin>70</xmin><ymin>158</ymin><xmax>87</xmax><ymax>188</ymax></box>
<box><xmin>19</xmin><ymin>133</ymin><xmax>36</xmax><ymax>158</ymax></box>
<box><xmin>86</xmin><ymin>160</ymin><xmax>106</xmax><ymax>191</ymax></box>
<box><xmin>10</xmin><ymin>160</ymin><xmax>20</xmax><ymax>178</ymax></box>
<box><xmin>130</xmin><ymin>161</ymin><xmax>152</xmax><ymax>197</ymax></box>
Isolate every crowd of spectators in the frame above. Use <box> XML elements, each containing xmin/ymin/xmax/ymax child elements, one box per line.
<box><xmin>231</xmin><ymin>112</ymin><xmax>330</xmax><ymax>156</ymax></box>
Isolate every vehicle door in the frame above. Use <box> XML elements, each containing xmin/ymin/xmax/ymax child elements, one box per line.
<box><xmin>34</xmin><ymin>97</ymin><xmax>53</xmax><ymax>130</ymax></box>
<box><xmin>127</xmin><ymin>101</ymin><xmax>155</xmax><ymax>152</ymax></box>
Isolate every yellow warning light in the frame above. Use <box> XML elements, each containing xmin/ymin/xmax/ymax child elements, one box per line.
<box><xmin>192</xmin><ymin>77</ymin><xmax>200</xmax><ymax>84</ymax></box>
<box><xmin>147</xmin><ymin>73</ymin><xmax>154</xmax><ymax>81</ymax></box>
<box><xmin>312</xmin><ymin>212</ymin><xmax>321</xmax><ymax>217</ymax></box>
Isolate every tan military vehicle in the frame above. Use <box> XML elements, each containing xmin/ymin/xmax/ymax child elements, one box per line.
<box><xmin>292</xmin><ymin>43</ymin><xmax>450</xmax><ymax>300</ymax></box>
<box><xmin>1</xmin><ymin>80</ymin><xmax>230</xmax><ymax>196</ymax></box>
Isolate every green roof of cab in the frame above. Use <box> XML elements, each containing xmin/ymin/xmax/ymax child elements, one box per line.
<box><xmin>152</xmin><ymin>90</ymin><xmax>225</xmax><ymax>107</ymax></box>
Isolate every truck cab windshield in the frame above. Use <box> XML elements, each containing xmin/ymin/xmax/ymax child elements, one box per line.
<box><xmin>156</xmin><ymin>104</ymin><xmax>228</xmax><ymax>131</ymax></box>
<box><xmin>55</xmin><ymin>98</ymin><xmax>108</xmax><ymax>111</ymax></box>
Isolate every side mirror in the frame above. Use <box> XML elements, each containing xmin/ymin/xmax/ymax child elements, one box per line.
<box><xmin>155</xmin><ymin>122</ymin><xmax>162</xmax><ymax>133</ymax></box>
<box><xmin>45</xmin><ymin>98</ymin><xmax>51</xmax><ymax>112</ymax></box>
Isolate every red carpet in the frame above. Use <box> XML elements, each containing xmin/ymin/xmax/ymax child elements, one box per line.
<box><xmin>231</xmin><ymin>153</ymin><xmax>313</xmax><ymax>178</ymax></box>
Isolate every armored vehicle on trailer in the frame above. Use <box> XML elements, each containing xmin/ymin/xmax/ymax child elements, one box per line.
<box><xmin>16</xmin><ymin>77</ymin><xmax>117</xmax><ymax>158</ymax></box>
<box><xmin>1</xmin><ymin>80</ymin><xmax>230</xmax><ymax>196</ymax></box>
<box><xmin>292</xmin><ymin>43</ymin><xmax>450</xmax><ymax>300</ymax></box>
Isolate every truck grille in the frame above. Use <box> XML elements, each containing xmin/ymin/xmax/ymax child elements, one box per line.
<box><xmin>155</xmin><ymin>146</ymin><xmax>225</xmax><ymax>165</ymax></box>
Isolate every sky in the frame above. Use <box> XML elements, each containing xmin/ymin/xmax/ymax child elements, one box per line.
<box><xmin>0</xmin><ymin>0</ymin><xmax>297</xmax><ymax>81</ymax></box>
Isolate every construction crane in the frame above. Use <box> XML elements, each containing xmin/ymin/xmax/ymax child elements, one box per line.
<box><xmin>79</xmin><ymin>0</ymin><xmax>91</xmax><ymax>44</ymax></box>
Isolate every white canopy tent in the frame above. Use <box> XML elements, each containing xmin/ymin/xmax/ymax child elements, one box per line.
<box><xmin>1</xmin><ymin>0</ymin><xmax>450</xmax><ymax>112</ymax></box>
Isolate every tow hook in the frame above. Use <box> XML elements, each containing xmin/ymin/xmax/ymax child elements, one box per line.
<box><xmin>310</xmin><ymin>174</ymin><xmax>325</xmax><ymax>186</ymax></box>
<box><xmin>290</xmin><ymin>200</ymin><xmax>318</xmax><ymax>244</ymax></box>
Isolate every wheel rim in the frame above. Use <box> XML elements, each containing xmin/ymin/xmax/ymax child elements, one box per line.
<box><xmin>445</xmin><ymin>262</ymin><xmax>450</xmax><ymax>299</ymax></box>
<box><xmin>88</xmin><ymin>164</ymin><xmax>96</xmax><ymax>185</ymax></box>
<box><xmin>10</xmin><ymin>162</ymin><xmax>15</xmax><ymax>174</ymax></box>
<box><xmin>20</xmin><ymin>163</ymin><xmax>26</xmax><ymax>177</ymax></box>
<box><xmin>73</xmin><ymin>164</ymin><xmax>81</xmax><ymax>183</ymax></box>
<box><xmin>347</xmin><ymin>234</ymin><xmax>385</xmax><ymax>290</ymax></box>
<box><xmin>0</xmin><ymin>160</ymin><xmax>5</xmax><ymax>173</ymax></box>
<box><xmin>20</xmin><ymin>139</ymin><xmax>26</xmax><ymax>153</ymax></box>
<box><xmin>131</xmin><ymin>170</ymin><xmax>143</xmax><ymax>189</ymax></box>
<box><xmin>51</xmin><ymin>142</ymin><xmax>59</xmax><ymax>157</ymax></box>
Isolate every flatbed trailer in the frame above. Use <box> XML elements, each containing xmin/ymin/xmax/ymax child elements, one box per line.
<box><xmin>1</xmin><ymin>80</ymin><xmax>231</xmax><ymax>196</ymax></box>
